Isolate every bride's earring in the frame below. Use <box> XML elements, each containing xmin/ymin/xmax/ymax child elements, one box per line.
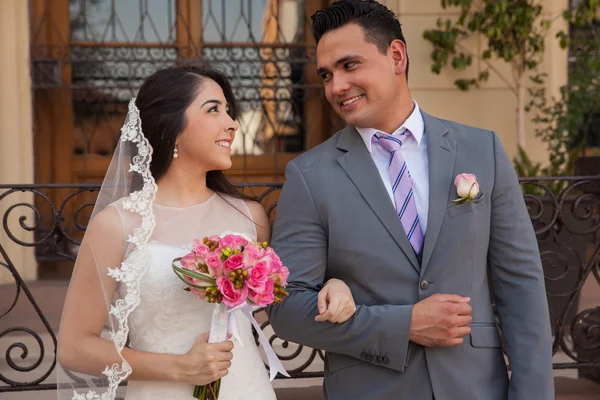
<box><xmin>173</xmin><ymin>146</ymin><xmax>179</xmax><ymax>159</ymax></box>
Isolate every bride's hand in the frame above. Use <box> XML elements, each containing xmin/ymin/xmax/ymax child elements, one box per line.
<box><xmin>175</xmin><ymin>332</ymin><xmax>234</xmax><ymax>385</ymax></box>
<box><xmin>315</xmin><ymin>278</ymin><xmax>357</xmax><ymax>323</ymax></box>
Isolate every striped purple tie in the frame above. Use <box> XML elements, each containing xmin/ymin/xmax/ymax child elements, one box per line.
<box><xmin>373</xmin><ymin>132</ymin><xmax>424</xmax><ymax>254</ymax></box>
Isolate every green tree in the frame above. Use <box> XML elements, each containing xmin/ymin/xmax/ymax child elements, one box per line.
<box><xmin>423</xmin><ymin>0</ymin><xmax>551</xmax><ymax>149</ymax></box>
<box><xmin>527</xmin><ymin>0</ymin><xmax>600</xmax><ymax>178</ymax></box>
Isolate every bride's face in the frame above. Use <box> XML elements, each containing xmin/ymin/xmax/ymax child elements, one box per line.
<box><xmin>175</xmin><ymin>78</ymin><xmax>239</xmax><ymax>172</ymax></box>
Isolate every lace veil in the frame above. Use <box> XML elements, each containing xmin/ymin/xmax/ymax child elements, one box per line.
<box><xmin>56</xmin><ymin>98</ymin><xmax>157</xmax><ymax>400</ymax></box>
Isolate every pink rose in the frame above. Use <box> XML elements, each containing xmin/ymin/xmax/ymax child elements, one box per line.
<box><xmin>243</xmin><ymin>243</ymin><xmax>264</xmax><ymax>267</ymax></box>
<box><xmin>269</xmin><ymin>262</ymin><xmax>289</xmax><ymax>286</ymax></box>
<box><xmin>219</xmin><ymin>234</ymin><xmax>248</xmax><ymax>251</ymax></box>
<box><xmin>207</xmin><ymin>235</ymin><xmax>221</xmax><ymax>242</ymax></box>
<box><xmin>192</xmin><ymin>240</ymin><xmax>210</xmax><ymax>258</ymax></box>
<box><xmin>454</xmin><ymin>173</ymin><xmax>480</xmax><ymax>201</ymax></box>
<box><xmin>180</xmin><ymin>252</ymin><xmax>200</xmax><ymax>270</ymax></box>
<box><xmin>216</xmin><ymin>276</ymin><xmax>248</xmax><ymax>307</ymax></box>
<box><xmin>257</xmin><ymin>249</ymin><xmax>275</xmax><ymax>270</ymax></box>
<box><xmin>262</xmin><ymin>248</ymin><xmax>281</xmax><ymax>264</ymax></box>
<box><xmin>259</xmin><ymin>249</ymin><xmax>288</xmax><ymax>285</ymax></box>
<box><xmin>246</xmin><ymin>262</ymin><xmax>270</xmax><ymax>292</ymax></box>
<box><xmin>187</xmin><ymin>278</ymin><xmax>212</xmax><ymax>298</ymax></box>
<box><xmin>222</xmin><ymin>253</ymin><xmax>245</xmax><ymax>273</ymax></box>
<box><xmin>205</xmin><ymin>253</ymin><xmax>223</xmax><ymax>276</ymax></box>
<box><xmin>249</xmin><ymin>279</ymin><xmax>275</xmax><ymax>307</ymax></box>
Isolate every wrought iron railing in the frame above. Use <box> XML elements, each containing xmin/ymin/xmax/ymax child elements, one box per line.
<box><xmin>1</xmin><ymin>177</ymin><xmax>600</xmax><ymax>393</ymax></box>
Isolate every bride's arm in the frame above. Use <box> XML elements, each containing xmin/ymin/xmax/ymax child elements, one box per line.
<box><xmin>246</xmin><ymin>200</ymin><xmax>271</xmax><ymax>243</ymax></box>
<box><xmin>58</xmin><ymin>207</ymin><xmax>232</xmax><ymax>384</ymax></box>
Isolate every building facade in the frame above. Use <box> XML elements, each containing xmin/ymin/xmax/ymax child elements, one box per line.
<box><xmin>0</xmin><ymin>0</ymin><xmax>569</xmax><ymax>282</ymax></box>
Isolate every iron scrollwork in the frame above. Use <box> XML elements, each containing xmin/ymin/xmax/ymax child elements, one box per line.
<box><xmin>1</xmin><ymin>177</ymin><xmax>600</xmax><ymax>392</ymax></box>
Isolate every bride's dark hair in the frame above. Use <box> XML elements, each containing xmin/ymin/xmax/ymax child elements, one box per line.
<box><xmin>135</xmin><ymin>65</ymin><xmax>254</xmax><ymax>201</ymax></box>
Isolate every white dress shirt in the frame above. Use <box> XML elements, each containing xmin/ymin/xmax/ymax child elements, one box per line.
<box><xmin>356</xmin><ymin>101</ymin><xmax>429</xmax><ymax>233</ymax></box>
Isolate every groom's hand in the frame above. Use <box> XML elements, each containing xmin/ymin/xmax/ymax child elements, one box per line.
<box><xmin>409</xmin><ymin>294</ymin><xmax>472</xmax><ymax>347</ymax></box>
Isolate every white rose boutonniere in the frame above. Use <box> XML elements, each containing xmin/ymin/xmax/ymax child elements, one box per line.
<box><xmin>453</xmin><ymin>173</ymin><xmax>480</xmax><ymax>203</ymax></box>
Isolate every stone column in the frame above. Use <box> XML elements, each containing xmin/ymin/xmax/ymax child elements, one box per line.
<box><xmin>0</xmin><ymin>0</ymin><xmax>37</xmax><ymax>283</ymax></box>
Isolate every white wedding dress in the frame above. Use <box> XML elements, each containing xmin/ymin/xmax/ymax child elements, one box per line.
<box><xmin>112</xmin><ymin>193</ymin><xmax>277</xmax><ymax>400</ymax></box>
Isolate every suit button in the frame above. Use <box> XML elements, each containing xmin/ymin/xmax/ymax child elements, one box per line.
<box><xmin>420</xmin><ymin>280</ymin><xmax>429</xmax><ymax>290</ymax></box>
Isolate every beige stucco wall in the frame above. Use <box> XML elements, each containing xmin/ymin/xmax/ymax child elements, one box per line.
<box><xmin>382</xmin><ymin>0</ymin><xmax>568</xmax><ymax>164</ymax></box>
<box><xmin>0</xmin><ymin>0</ymin><xmax>37</xmax><ymax>283</ymax></box>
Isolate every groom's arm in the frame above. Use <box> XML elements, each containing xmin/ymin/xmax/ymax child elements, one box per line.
<box><xmin>487</xmin><ymin>132</ymin><xmax>554</xmax><ymax>399</ymax></box>
<box><xmin>268</xmin><ymin>160</ymin><xmax>413</xmax><ymax>373</ymax></box>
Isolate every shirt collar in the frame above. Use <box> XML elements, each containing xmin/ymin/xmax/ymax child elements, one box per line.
<box><xmin>356</xmin><ymin>100</ymin><xmax>425</xmax><ymax>154</ymax></box>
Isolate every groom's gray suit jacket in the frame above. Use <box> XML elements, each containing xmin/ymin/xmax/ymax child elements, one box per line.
<box><xmin>268</xmin><ymin>112</ymin><xmax>554</xmax><ymax>400</ymax></box>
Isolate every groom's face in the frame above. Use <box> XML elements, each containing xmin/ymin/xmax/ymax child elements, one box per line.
<box><xmin>316</xmin><ymin>23</ymin><xmax>406</xmax><ymax>131</ymax></box>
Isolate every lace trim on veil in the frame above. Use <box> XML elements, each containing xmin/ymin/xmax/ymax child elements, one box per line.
<box><xmin>72</xmin><ymin>99</ymin><xmax>157</xmax><ymax>400</ymax></box>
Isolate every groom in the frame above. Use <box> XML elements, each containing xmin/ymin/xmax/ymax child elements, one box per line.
<box><xmin>268</xmin><ymin>0</ymin><xmax>553</xmax><ymax>399</ymax></box>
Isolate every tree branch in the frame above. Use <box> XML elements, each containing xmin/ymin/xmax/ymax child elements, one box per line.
<box><xmin>455</xmin><ymin>41</ymin><xmax>518</xmax><ymax>94</ymax></box>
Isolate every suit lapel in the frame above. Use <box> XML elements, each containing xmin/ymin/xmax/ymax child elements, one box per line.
<box><xmin>420</xmin><ymin>112</ymin><xmax>456</xmax><ymax>274</ymax></box>
<box><xmin>336</xmin><ymin>126</ymin><xmax>421</xmax><ymax>273</ymax></box>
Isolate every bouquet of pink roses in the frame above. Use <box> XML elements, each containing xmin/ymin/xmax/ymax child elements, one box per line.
<box><xmin>172</xmin><ymin>233</ymin><xmax>290</xmax><ymax>399</ymax></box>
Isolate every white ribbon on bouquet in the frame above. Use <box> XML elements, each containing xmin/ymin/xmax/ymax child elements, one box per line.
<box><xmin>208</xmin><ymin>302</ymin><xmax>290</xmax><ymax>381</ymax></box>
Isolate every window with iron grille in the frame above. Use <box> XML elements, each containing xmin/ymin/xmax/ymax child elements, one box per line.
<box><xmin>30</xmin><ymin>0</ymin><xmax>333</xmax><ymax>185</ymax></box>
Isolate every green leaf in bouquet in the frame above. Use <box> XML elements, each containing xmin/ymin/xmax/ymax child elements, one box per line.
<box><xmin>172</xmin><ymin>262</ymin><xmax>216</xmax><ymax>285</ymax></box>
<box><xmin>172</xmin><ymin>270</ymin><xmax>214</xmax><ymax>290</ymax></box>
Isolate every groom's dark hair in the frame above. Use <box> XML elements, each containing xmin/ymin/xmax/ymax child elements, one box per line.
<box><xmin>311</xmin><ymin>0</ymin><xmax>409</xmax><ymax>79</ymax></box>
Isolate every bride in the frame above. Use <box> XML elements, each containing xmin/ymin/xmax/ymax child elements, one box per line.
<box><xmin>57</xmin><ymin>65</ymin><xmax>357</xmax><ymax>400</ymax></box>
